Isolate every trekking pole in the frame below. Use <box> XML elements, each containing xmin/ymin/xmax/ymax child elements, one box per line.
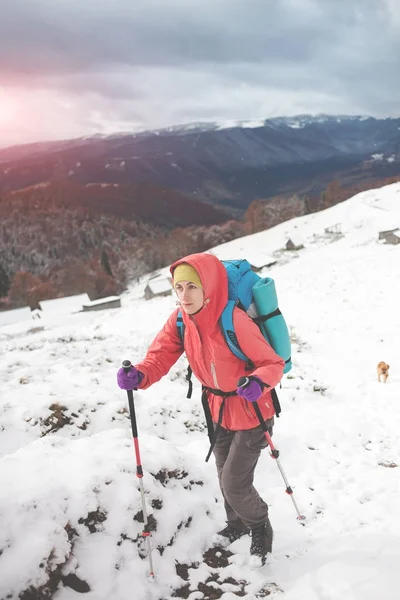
<box><xmin>122</xmin><ymin>360</ymin><xmax>156</xmax><ymax>581</ymax></box>
<box><xmin>238</xmin><ymin>377</ymin><xmax>305</xmax><ymax>521</ymax></box>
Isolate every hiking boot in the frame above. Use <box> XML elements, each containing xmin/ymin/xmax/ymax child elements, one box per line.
<box><xmin>216</xmin><ymin>521</ymin><xmax>248</xmax><ymax>544</ymax></box>
<box><xmin>250</xmin><ymin>518</ymin><xmax>273</xmax><ymax>558</ymax></box>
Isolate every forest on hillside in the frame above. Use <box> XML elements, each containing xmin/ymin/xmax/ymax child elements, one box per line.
<box><xmin>1</xmin><ymin>175</ymin><xmax>399</xmax><ymax>311</ymax></box>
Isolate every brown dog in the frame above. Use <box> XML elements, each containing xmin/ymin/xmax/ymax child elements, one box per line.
<box><xmin>377</xmin><ymin>361</ymin><xmax>390</xmax><ymax>383</ymax></box>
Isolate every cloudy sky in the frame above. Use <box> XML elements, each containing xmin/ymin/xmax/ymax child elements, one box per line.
<box><xmin>0</xmin><ymin>0</ymin><xmax>399</xmax><ymax>147</ymax></box>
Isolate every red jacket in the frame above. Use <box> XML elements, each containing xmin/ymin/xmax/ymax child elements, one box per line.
<box><xmin>136</xmin><ymin>253</ymin><xmax>285</xmax><ymax>430</ymax></box>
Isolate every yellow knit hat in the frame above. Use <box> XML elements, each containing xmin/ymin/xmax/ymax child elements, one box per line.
<box><xmin>173</xmin><ymin>263</ymin><xmax>203</xmax><ymax>289</ymax></box>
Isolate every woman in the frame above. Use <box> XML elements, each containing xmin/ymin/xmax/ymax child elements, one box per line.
<box><xmin>117</xmin><ymin>252</ymin><xmax>285</xmax><ymax>560</ymax></box>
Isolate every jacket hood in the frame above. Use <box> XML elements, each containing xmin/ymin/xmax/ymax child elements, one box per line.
<box><xmin>170</xmin><ymin>253</ymin><xmax>227</xmax><ymax>327</ymax></box>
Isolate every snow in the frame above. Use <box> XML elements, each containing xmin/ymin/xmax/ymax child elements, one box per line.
<box><xmin>145</xmin><ymin>278</ymin><xmax>172</xmax><ymax>295</ymax></box>
<box><xmin>243</xmin><ymin>252</ymin><xmax>277</xmax><ymax>270</ymax></box>
<box><xmin>0</xmin><ymin>306</ymin><xmax>32</xmax><ymax>327</ymax></box>
<box><xmin>215</xmin><ymin>119</ymin><xmax>266</xmax><ymax>130</ymax></box>
<box><xmin>39</xmin><ymin>294</ymin><xmax>91</xmax><ymax>314</ymax></box>
<box><xmin>271</xmin><ymin>114</ymin><xmax>372</xmax><ymax>130</ymax></box>
<box><xmin>82</xmin><ymin>296</ymin><xmax>120</xmax><ymax>308</ymax></box>
<box><xmin>288</xmin><ymin>121</ymin><xmax>303</xmax><ymax>129</ymax></box>
<box><xmin>1</xmin><ymin>182</ymin><xmax>400</xmax><ymax>599</ymax></box>
<box><xmin>156</xmin><ymin>115</ymin><xmax>373</xmax><ymax>135</ymax></box>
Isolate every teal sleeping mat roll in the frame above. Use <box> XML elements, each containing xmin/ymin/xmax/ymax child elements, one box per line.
<box><xmin>252</xmin><ymin>277</ymin><xmax>292</xmax><ymax>374</ymax></box>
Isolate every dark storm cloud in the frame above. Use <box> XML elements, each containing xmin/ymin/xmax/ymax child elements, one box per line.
<box><xmin>3</xmin><ymin>0</ymin><xmax>327</xmax><ymax>74</ymax></box>
<box><xmin>0</xmin><ymin>0</ymin><xmax>395</xmax><ymax>75</ymax></box>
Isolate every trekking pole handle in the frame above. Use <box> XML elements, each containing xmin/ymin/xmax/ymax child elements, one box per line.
<box><xmin>237</xmin><ymin>376</ymin><xmax>274</xmax><ymax>436</ymax></box>
<box><xmin>122</xmin><ymin>359</ymin><xmax>132</xmax><ymax>373</ymax></box>
<box><xmin>122</xmin><ymin>359</ymin><xmax>139</xmax><ymax>439</ymax></box>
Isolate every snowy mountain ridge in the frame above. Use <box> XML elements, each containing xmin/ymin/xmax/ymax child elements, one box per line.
<box><xmin>1</xmin><ymin>183</ymin><xmax>400</xmax><ymax>599</ymax></box>
<box><xmin>85</xmin><ymin>114</ymin><xmax>376</xmax><ymax>139</ymax></box>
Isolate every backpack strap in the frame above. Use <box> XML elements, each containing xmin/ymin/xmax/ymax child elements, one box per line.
<box><xmin>177</xmin><ymin>309</ymin><xmax>185</xmax><ymax>342</ymax></box>
<box><xmin>271</xmin><ymin>388</ymin><xmax>281</xmax><ymax>418</ymax></box>
<box><xmin>253</xmin><ymin>309</ymin><xmax>292</xmax><ymax>371</ymax></box>
<box><xmin>202</xmin><ymin>386</ymin><xmax>237</xmax><ymax>462</ymax></box>
<box><xmin>185</xmin><ymin>366</ymin><xmax>193</xmax><ymax>399</ymax></box>
<box><xmin>219</xmin><ymin>301</ymin><xmax>248</xmax><ymax>362</ymax></box>
<box><xmin>177</xmin><ymin>310</ymin><xmax>193</xmax><ymax>398</ymax></box>
<box><xmin>201</xmin><ymin>388</ymin><xmax>215</xmax><ymax>445</ymax></box>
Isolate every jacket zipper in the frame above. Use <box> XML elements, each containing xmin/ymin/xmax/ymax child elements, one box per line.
<box><xmin>210</xmin><ymin>362</ymin><xmax>219</xmax><ymax>388</ymax></box>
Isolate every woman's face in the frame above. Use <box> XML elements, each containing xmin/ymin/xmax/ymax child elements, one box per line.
<box><xmin>174</xmin><ymin>280</ymin><xmax>204</xmax><ymax>315</ymax></box>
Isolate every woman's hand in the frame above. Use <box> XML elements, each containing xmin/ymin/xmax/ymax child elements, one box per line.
<box><xmin>117</xmin><ymin>366</ymin><xmax>144</xmax><ymax>390</ymax></box>
<box><xmin>236</xmin><ymin>376</ymin><xmax>264</xmax><ymax>402</ymax></box>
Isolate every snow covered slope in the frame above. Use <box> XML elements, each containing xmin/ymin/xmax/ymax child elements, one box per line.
<box><xmin>1</xmin><ymin>183</ymin><xmax>399</xmax><ymax>599</ymax></box>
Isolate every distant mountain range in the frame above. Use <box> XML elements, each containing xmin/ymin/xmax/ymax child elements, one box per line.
<box><xmin>1</xmin><ymin>115</ymin><xmax>400</xmax><ymax>213</ymax></box>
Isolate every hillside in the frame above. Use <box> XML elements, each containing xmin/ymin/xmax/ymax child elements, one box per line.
<box><xmin>1</xmin><ymin>115</ymin><xmax>400</xmax><ymax>212</ymax></box>
<box><xmin>0</xmin><ymin>182</ymin><xmax>399</xmax><ymax>599</ymax></box>
<box><xmin>1</xmin><ymin>180</ymin><xmax>229</xmax><ymax>227</ymax></box>
<box><xmin>0</xmin><ymin>180</ymin><xmax>234</xmax><ymax>305</ymax></box>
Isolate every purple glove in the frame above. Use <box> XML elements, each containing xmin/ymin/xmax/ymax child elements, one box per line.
<box><xmin>236</xmin><ymin>376</ymin><xmax>264</xmax><ymax>403</ymax></box>
<box><xmin>117</xmin><ymin>366</ymin><xmax>144</xmax><ymax>390</ymax></box>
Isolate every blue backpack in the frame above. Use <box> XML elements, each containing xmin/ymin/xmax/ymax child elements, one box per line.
<box><xmin>177</xmin><ymin>259</ymin><xmax>291</xmax><ymax>418</ymax></box>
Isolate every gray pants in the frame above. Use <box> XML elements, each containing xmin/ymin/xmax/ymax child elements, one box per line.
<box><xmin>213</xmin><ymin>419</ymin><xmax>273</xmax><ymax>528</ymax></box>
